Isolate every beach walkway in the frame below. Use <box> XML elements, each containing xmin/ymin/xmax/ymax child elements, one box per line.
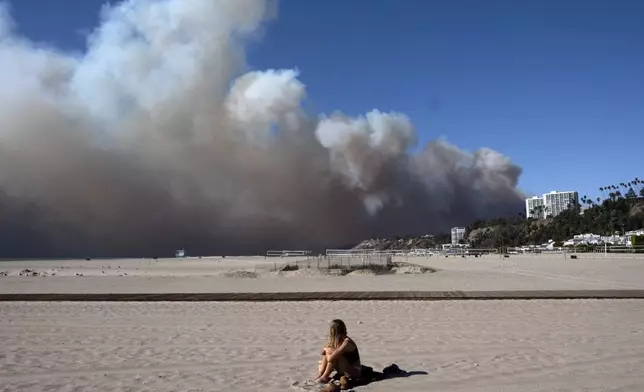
<box><xmin>2</xmin><ymin>289</ymin><xmax>644</xmax><ymax>301</ymax></box>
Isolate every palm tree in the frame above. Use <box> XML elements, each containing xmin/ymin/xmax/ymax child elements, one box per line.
<box><xmin>632</xmin><ymin>178</ymin><xmax>642</xmax><ymax>195</ymax></box>
<box><xmin>628</xmin><ymin>182</ymin><xmax>638</xmax><ymax>198</ymax></box>
<box><xmin>604</xmin><ymin>185</ymin><xmax>615</xmax><ymax>200</ymax></box>
<box><xmin>534</xmin><ymin>205</ymin><xmax>547</xmax><ymax>219</ymax></box>
<box><xmin>579</xmin><ymin>195</ymin><xmax>592</xmax><ymax>211</ymax></box>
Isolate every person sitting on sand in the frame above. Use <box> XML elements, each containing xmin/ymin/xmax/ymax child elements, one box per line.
<box><xmin>315</xmin><ymin>319</ymin><xmax>361</xmax><ymax>384</ymax></box>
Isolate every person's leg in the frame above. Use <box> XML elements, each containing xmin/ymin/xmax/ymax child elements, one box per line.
<box><xmin>315</xmin><ymin>348</ymin><xmax>335</xmax><ymax>382</ymax></box>
<box><xmin>316</xmin><ymin>349</ymin><xmax>336</xmax><ymax>382</ymax></box>
<box><xmin>316</xmin><ymin>352</ymin><xmax>328</xmax><ymax>379</ymax></box>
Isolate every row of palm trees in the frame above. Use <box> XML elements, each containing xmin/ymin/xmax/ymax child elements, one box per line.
<box><xmin>596</xmin><ymin>177</ymin><xmax>644</xmax><ymax>200</ymax></box>
<box><xmin>580</xmin><ymin>177</ymin><xmax>643</xmax><ymax>208</ymax></box>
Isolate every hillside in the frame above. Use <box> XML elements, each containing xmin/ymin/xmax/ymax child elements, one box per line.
<box><xmin>353</xmin><ymin>234</ymin><xmax>451</xmax><ymax>251</ymax></box>
<box><xmin>354</xmin><ymin>178</ymin><xmax>644</xmax><ymax>250</ymax></box>
<box><xmin>468</xmin><ymin>197</ymin><xmax>643</xmax><ymax>248</ymax></box>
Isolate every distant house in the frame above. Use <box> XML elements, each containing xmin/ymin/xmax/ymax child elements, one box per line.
<box><xmin>562</xmin><ymin>232</ymin><xmax>635</xmax><ymax>247</ymax></box>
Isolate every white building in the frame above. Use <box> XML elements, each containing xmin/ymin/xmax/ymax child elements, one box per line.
<box><xmin>562</xmin><ymin>232</ymin><xmax>629</xmax><ymax>247</ymax></box>
<box><xmin>543</xmin><ymin>191</ymin><xmax>579</xmax><ymax>217</ymax></box>
<box><xmin>451</xmin><ymin>227</ymin><xmax>466</xmax><ymax>245</ymax></box>
<box><xmin>525</xmin><ymin>196</ymin><xmax>545</xmax><ymax>219</ymax></box>
<box><xmin>525</xmin><ymin>191</ymin><xmax>579</xmax><ymax>219</ymax></box>
<box><xmin>563</xmin><ymin>233</ymin><xmax>602</xmax><ymax>246</ymax></box>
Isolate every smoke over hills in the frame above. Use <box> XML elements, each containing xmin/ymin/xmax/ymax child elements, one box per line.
<box><xmin>0</xmin><ymin>0</ymin><xmax>524</xmax><ymax>257</ymax></box>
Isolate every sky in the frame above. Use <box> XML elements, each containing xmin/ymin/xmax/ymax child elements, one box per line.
<box><xmin>6</xmin><ymin>0</ymin><xmax>644</xmax><ymax>201</ymax></box>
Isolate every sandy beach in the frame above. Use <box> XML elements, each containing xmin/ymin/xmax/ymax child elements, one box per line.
<box><xmin>1</xmin><ymin>254</ymin><xmax>644</xmax><ymax>391</ymax></box>
<box><xmin>1</xmin><ymin>254</ymin><xmax>643</xmax><ymax>294</ymax></box>
<box><xmin>1</xmin><ymin>299</ymin><xmax>643</xmax><ymax>392</ymax></box>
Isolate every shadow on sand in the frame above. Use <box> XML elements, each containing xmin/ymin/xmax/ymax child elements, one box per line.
<box><xmin>327</xmin><ymin>364</ymin><xmax>428</xmax><ymax>391</ymax></box>
<box><xmin>292</xmin><ymin>365</ymin><xmax>427</xmax><ymax>391</ymax></box>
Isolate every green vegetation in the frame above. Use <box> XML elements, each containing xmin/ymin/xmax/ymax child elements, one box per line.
<box><xmin>632</xmin><ymin>235</ymin><xmax>644</xmax><ymax>247</ymax></box>
<box><xmin>353</xmin><ymin>233</ymin><xmax>451</xmax><ymax>251</ymax></box>
<box><xmin>353</xmin><ymin>177</ymin><xmax>643</xmax><ymax>251</ymax></box>
<box><xmin>468</xmin><ymin>177</ymin><xmax>644</xmax><ymax>248</ymax></box>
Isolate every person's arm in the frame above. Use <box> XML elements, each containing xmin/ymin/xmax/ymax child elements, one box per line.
<box><xmin>327</xmin><ymin>339</ymin><xmax>350</xmax><ymax>362</ymax></box>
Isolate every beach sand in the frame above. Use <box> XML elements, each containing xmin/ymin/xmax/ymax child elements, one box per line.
<box><xmin>1</xmin><ymin>254</ymin><xmax>643</xmax><ymax>294</ymax></box>
<box><xmin>1</xmin><ymin>254</ymin><xmax>644</xmax><ymax>391</ymax></box>
<box><xmin>1</xmin><ymin>299</ymin><xmax>643</xmax><ymax>392</ymax></box>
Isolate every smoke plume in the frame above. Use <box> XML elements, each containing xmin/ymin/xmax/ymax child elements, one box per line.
<box><xmin>0</xmin><ymin>0</ymin><xmax>524</xmax><ymax>257</ymax></box>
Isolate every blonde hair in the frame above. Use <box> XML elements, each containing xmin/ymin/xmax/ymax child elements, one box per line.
<box><xmin>327</xmin><ymin>319</ymin><xmax>348</xmax><ymax>349</ymax></box>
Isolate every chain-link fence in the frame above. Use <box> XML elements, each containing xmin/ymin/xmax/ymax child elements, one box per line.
<box><xmin>323</xmin><ymin>252</ymin><xmax>392</xmax><ymax>270</ymax></box>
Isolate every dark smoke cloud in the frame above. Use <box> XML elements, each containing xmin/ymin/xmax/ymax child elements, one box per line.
<box><xmin>0</xmin><ymin>0</ymin><xmax>524</xmax><ymax>257</ymax></box>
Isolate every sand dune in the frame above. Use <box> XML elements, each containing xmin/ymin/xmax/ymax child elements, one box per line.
<box><xmin>1</xmin><ymin>299</ymin><xmax>643</xmax><ymax>392</ymax></box>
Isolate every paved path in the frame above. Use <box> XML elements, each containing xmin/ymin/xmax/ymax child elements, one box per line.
<box><xmin>1</xmin><ymin>289</ymin><xmax>644</xmax><ymax>301</ymax></box>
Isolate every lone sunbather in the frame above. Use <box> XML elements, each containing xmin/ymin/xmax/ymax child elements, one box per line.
<box><xmin>314</xmin><ymin>319</ymin><xmax>361</xmax><ymax>384</ymax></box>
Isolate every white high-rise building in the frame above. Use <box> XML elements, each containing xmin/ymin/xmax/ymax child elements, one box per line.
<box><xmin>451</xmin><ymin>227</ymin><xmax>466</xmax><ymax>245</ymax></box>
<box><xmin>525</xmin><ymin>196</ymin><xmax>545</xmax><ymax>219</ymax></box>
<box><xmin>543</xmin><ymin>191</ymin><xmax>579</xmax><ymax>217</ymax></box>
<box><xmin>525</xmin><ymin>191</ymin><xmax>579</xmax><ymax>219</ymax></box>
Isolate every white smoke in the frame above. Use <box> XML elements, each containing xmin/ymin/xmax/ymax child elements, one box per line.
<box><xmin>0</xmin><ymin>0</ymin><xmax>524</xmax><ymax>257</ymax></box>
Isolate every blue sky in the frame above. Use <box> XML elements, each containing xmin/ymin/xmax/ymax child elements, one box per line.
<box><xmin>7</xmin><ymin>0</ymin><xmax>644</xmax><ymax>200</ymax></box>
